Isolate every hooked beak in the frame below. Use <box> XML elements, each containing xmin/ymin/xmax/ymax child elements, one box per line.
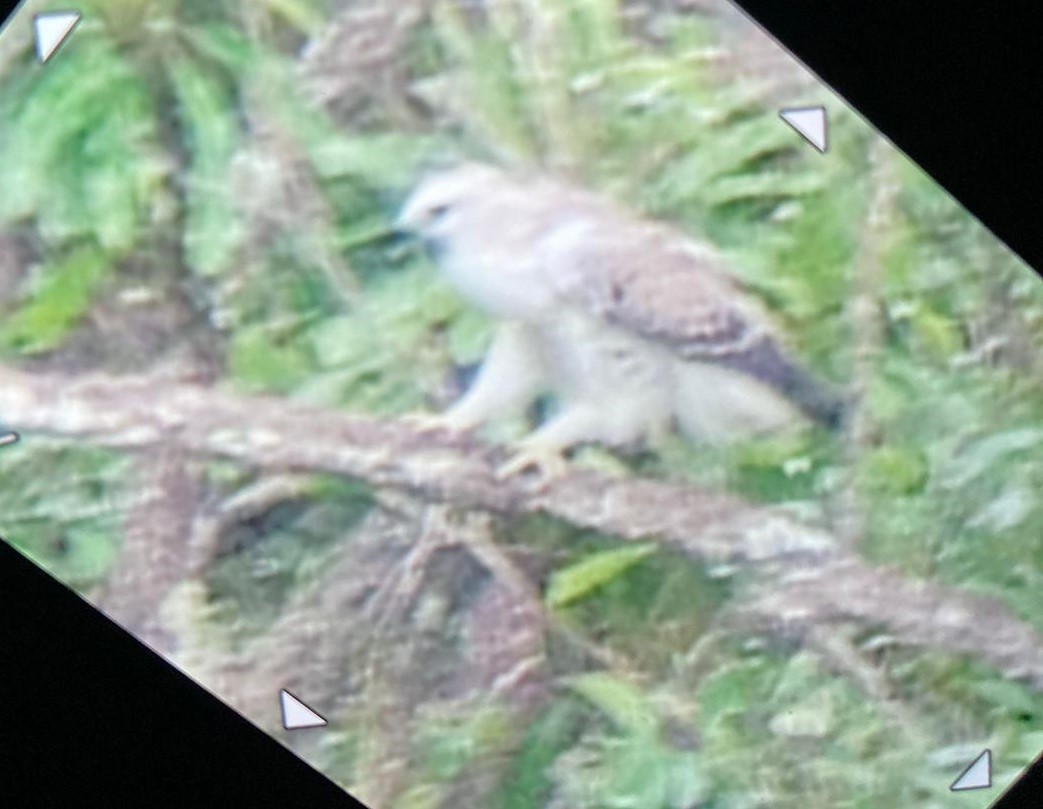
<box><xmin>383</xmin><ymin>205</ymin><xmax>423</xmax><ymax>257</ymax></box>
<box><xmin>393</xmin><ymin>197</ymin><xmax>422</xmax><ymax>236</ymax></box>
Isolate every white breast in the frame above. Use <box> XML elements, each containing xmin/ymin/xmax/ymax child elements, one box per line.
<box><xmin>537</xmin><ymin>310</ymin><xmax>675</xmax><ymax>445</ymax></box>
<box><xmin>438</xmin><ymin>243</ymin><xmax>555</xmax><ymax>321</ymax></box>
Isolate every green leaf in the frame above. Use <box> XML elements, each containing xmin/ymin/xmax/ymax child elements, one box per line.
<box><xmin>861</xmin><ymin>446</ymin><xmax>929</xmax><ymax>495</ymax></box>
<box><xmin>946</xmin><ymin>429</ymin><xmax>1043</xmax><ymax>489</ymax></box>
<box><xmin>229</xmin><ymin>325</ymin><xmax>312</xmax><ymax>392</ymax></box>
<box><xmin>662</xmin><ymin>115</ymin><xmax>800</xmax><ymax>189</ymax></box>
<box><xmin>696</xmin><ymin>659</ymin><xmax>774</xmax><ymax>731</ymax></box>
<box><xmin>0</xmin><ymin>247</ymin><xmax>111</xmax><ymax>354</ymax></box>
<box><xmin>605</xmin><ymin>737</ymin><xmax>671</xmax><ymax>807</ymax></box>
<box><xmin>546</xmin><ymin>543</ymin><xmax>656</xmax><ymax>608</ymax></box>
<box><xmin>567</xmin><ymin>672</ymin><xmax>657</xmax><ymax>736</ymax></box>
<box><xmin>81</xmin><ymin>120</ymin><xmax>148</xmax><ymax>254</ymax></box>
<box><xmin>0</xmin><ymin>37</ymin><xmax>138</xmax><ymax>223</ymax></box>
<box><xmin>499</xmin><ymin>702</ymin><xmax>583</xmax><ymax>809</ymax></box>
<box><xmin>394</xmin><ymin>785</ymin><xmax>441</xmax><ymax>809</ymax></box>
<box><xmin>703</xmin><ymin>170</ymin><xmax>828</xmax><ymax>206</ymax></box>
<box><xmin>768</xmin><ymin>687</ymin><xmax>837</xmax><ymax>739</ymax></box>
<box><xmin>1016</xmin><ymin>732</ymin><xmax>1043</xmax><ymax>759</ymax></box>
<box><xmin>59</xmin><ymin>526</ymin><xmax>122</xmax><ymax>587</ymax></box>
<box><xmin>309</xmin><ymin>133</ymin><xmax>441</xmax><ymax>187</ymax></box>
<box><xmin>972</xmin><ymin>680</ymin><xmax>1037</xmax><ymax>716</ymax></box>
<box><xmin>911</xmin><ymin>305</ymin><xmax>962</xmax><ymax>358</ymax></box>
<box><xmin>664</xmin><ymin>751</ymin><xmax>711</xmax><ymax>808</ymax></box>
<box><xmin>262</xmin><ymin>0</ymin><xmax>327</xmax><ymax>33</ymax></box>
<box><xmin>309</xmin><ymin>315</ymin><xmax>365</xmax><ymax>368</ymax></box>
<box><xmin>183</xmin><ymin>22</ymin><xmax>257</xmax><ymax>74</ymax></box>
<box><xmin>170</xmin><ymin>58</ymin><xmax>243</xmax><ymax>277</ymax></box>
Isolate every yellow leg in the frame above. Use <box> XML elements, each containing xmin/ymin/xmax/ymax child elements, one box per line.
<box><xmin>496</xmin><ymin>440</ymin><xmax>571</xmax><ymax>482</ymax></box>
<box><xmin>494</xmin><ymin>404</ymin><xmax>606</xmax><ymax>482</ymax></box>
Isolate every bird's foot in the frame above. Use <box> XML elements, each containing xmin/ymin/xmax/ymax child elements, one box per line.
<box><xmin>496</xmin><ymin>443</ymin><xmax>570</xmax><ymax>483</ymax></box>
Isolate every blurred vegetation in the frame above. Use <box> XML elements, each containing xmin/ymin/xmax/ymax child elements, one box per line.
<box><xmin>1</xmin><ymin>1</ymin><xmax>1042</xmax><ymax>807</ymax></box>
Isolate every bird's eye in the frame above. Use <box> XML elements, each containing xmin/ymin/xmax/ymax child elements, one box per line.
<box><xmin>429</xmin><ymin>204</ymin><xmax>452</xmax><ymax>221</ymax></box>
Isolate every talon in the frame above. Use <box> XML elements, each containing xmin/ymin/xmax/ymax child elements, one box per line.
<box><xmin>496</xmin><ymin>444</ymin><xmax>569</xmax><ymax>482</ymax></box>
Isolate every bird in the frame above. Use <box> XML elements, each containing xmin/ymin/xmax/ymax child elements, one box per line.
<box><xmin>395</xmin><ymin>162</ymin><xmax>845</xmax><ymax>480</ymax></box>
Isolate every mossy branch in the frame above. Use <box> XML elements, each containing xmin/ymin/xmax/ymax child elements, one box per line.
<box><xmin>2</xmin><ymin>364</ymin><xmax>1041</xmax><ymax>690</ymax></box>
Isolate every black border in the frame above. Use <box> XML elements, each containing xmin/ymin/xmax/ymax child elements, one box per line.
<box><xmin>990</xmin><ymin>752</ymin><xmax>1043</xmax><ymax>809</ymax></box>
<box><xmin>1</xmin><ymin>0</ymin><xmax>1041</xmax><ymax>805</ymax></box>
<box><xmin>732</xmin><ymin>0</ymin><xmax>1043</xmax><ymax>278</ymax></box>
<box><xmin>0</xmin><ymin>541</ymin><xmax>365</xmax><ymax>805</ymax></box>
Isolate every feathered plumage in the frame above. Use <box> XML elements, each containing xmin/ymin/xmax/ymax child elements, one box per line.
<box><xmin>396</xmin><ymin>163</ymin><xmax>844</xmax><ymax>476</ymax></box>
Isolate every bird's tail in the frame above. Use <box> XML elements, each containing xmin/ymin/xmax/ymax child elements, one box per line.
<box><xmin>715</xmin><ymin>339</ymin><xmax>849</xmax><ymax>431</ymax></box>
<box><xmin>783</xmin><ymin>364</ymin><xmax>849</xmax><ymax>431</ymax></box>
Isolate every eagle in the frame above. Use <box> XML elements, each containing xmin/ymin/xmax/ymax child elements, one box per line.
<box><xmin>396</xmin><ymin>163</ymin><xmax>845</xmax><ymax>479</ymax></box>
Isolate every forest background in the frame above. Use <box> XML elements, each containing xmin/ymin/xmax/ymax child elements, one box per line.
<box><xmin>1</xmin><ymin>1</ymin><xmax>1042</xmax><ymax>807</ymax></box>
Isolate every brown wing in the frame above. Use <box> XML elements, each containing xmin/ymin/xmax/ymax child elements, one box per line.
<box><xmin>536</xmin><ymin>210</ymin><xmax>768</xmax><ymax>360</ymax></box>
<box><xmin>534</xmin><ymin>207</ymin><xmax>845</xmax><ymax>427</ymax></box>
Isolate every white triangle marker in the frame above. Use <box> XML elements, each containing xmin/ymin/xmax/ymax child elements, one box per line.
<box><xmin>279</xmin><ymin>690</ymin><xmax>327</xmax><ymax>730</ymax></box>
<box><xmin>34</xmin><ymin>12</ymin><xmax>82</xmax><ymax>64</ymax></box>
<box><xmin>950</xmin><ymin>749</ymin><xmax>991</xmax><ymax>792</ymax></box>
<box><xmin>780</xmin><ymin>106</ymin><xmax>828</xmax><ymax>153</ymax></box>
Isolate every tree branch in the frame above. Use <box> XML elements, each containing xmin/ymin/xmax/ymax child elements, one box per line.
<box><xmin>0</xmin><ymin>365</ymin><xmax>835</xmax><ymax>566</ymax></box>
<box><xmin>1</xmin><ymin>364</ymin><xmax>1041</xmax><ymax>689</ymax></box>
<box><xmin>741</xmin><ymin>559</ymin><xmax>1043</xmax><ymax>691</ymax></box>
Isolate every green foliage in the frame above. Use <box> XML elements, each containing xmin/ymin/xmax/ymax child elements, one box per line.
<box><xmin>552</xmin><ymin>732</ymin><xmax>709</xmax><ymax>809</ymax></box>
<box><xmin>205</xmin><ymin>476</ymin><xmax>372</xmax><ymax>646</ymax></box>
<box><xmin>0</xmin><ymin>29</ymin><xmax>163</xmax><ymax>253</ymax></box>
<box><xmin>1</xmin><ymin>1</ymin><xmax>1041</xmax><ymax>807</ymax></box>
<box><xmin>0</xmin><ymin>247</ymin><xmax>111</xmax><ymax>354</ymax></box>
<box><xmin>427</xmin><ymin>0</ymin><xmax>842</xmax><ymax>242</ymax></box>
<box><xmin>554</xmin><ymin>673</ymin><xmax>709</xmax><ymax>808</ymax></box>
<box><xmin>498</xmin><ymin>701</ymin><xmax>584</xmax><ymax>809</ymax></box>
<box><xmin>546</xmin><ymin>543</ymin><xmax>657</xmax><ymax>609</ymax></box>
<box><xmin>569</xmin><ymin>672</ymin><xmax>659</xmax><ymax>736</ymax></box>
<box><xmin>290</xmin><ymin>262</ymin><xmax>483</xmax><ymax>413</ymax></box>
<box><xmin>0</xmin><ymin>441</ymin><xmax>128</xmax><ymax>588</ymax></box>
<box><xmin>861</xmin><ymin>445</ymin><xmax>929</xmax><ymax>496</ymax></box>
<box><xmin>0</xmin><ymin>17</ymin><xmax>164</xmax><ymax>356</ymax></box>
<box><xmin>419</xmin><ymin>703</ymin><xmax>515</xmax><ymax>781</ymax></box>
<box><xmin>170</xmin><ymin>54</ymin><xmax>244</xmax><ymax>277</ymax></box>
<box><xmin>228</xmin><ymin>322</ymin><xmax>314</xmax><ymax>393</ymax></box>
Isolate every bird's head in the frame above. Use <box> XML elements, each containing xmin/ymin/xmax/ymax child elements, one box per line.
<box><xmin>395</xmin><ymin>163</ymin><xmax>503</xmax><ymax>249</ymax></box>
